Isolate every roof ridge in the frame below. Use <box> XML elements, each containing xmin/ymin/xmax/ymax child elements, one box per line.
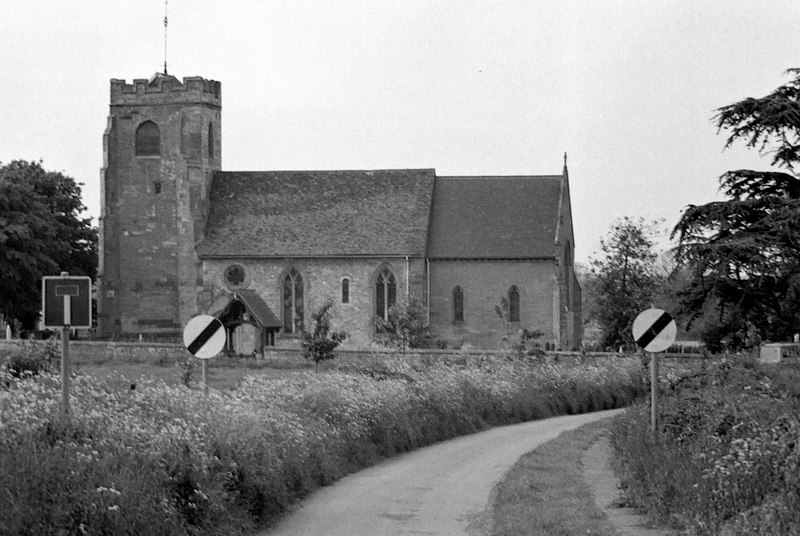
<box><xmin>437</xmin><ymin>174</ymin><xmax>561</xmax><ymax>179</ymax></box>
<box><xmin>214</xmin><ymin>168</ymin><xmax>436</xmax><ymax>174</ymax></box>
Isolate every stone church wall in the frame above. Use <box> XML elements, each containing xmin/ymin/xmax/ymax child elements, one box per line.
<box><xmin>554</xmin><ymin>171</ymin><xmax>581</xmax><ymax>350</ymax></box>
<box><xmin>428</xmin><ymin>259</ymin><xmax>559</xmax><ymax>349</ymax></box>
<box><xmin>201</xmin><ymin>256</ymin><xmax>426</xmax><ymax>344</ymax></box>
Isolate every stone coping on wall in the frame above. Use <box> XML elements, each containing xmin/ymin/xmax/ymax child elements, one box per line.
<box><xmin>0</xmin><ymin>339</ymin><xmax>700</xmax><ymax>363</ymax></box>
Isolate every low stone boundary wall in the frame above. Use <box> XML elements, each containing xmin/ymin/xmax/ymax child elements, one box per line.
<box><xmin>0</xmin><ymin>339</ymin><xmax>188</xmax><ymax>363</ymax></box>
<box><xmin>0</xmin><ymin>338</ymin><xmax>703</xmax><ymax>365</ymax></box>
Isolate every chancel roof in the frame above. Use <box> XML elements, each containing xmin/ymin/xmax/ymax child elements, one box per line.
<box><xmin>426</xmin><ymin>176</ymin><xmax>563</xmax><ymax>259</ymax></box>
<box><xmin>197</xmin><ymin>169</ymin><xmax>436</xmax><ymax>257</ymax></box>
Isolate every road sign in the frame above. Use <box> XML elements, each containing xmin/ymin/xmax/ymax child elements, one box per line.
<box><xmin>42</xmin><ymin>275</ymin><xmax>92</xmax><ymax>328</ymax></box>
<box><xmin>632</xmin><ymin>308</ymin><xmax>676</xmax><ymax>353</ymax></box>
<box><xmin>183</xmin><ymin>315</ymin><xmax>225</xmax><ymax>359</ymax></box>
<box><xmin>633</xmin><ymin>308</ymin><xmax>676</xmax><ymax>436</ymax></box>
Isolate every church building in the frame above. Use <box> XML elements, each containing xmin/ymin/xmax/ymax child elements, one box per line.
<box><xmin>98</xmin><ymin>74</ymin><xmax>582</xmax><ymax>350</ymax></box>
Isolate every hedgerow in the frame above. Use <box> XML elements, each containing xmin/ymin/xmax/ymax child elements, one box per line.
<box><xmin>611</xmin><ymin>357</ymin><xmax>800</xmax><ymax>535</ymax></box>
<box><xmin>1</xmin><ymin>351</ymin><xmax>646</xmax><ymax>535</ymax></box>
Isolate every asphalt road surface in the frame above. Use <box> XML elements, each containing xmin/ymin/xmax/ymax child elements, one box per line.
<box><xmin>261</xmin><ymin>408</ymin><xmax>623</xmax><ymax>536</ymax></box>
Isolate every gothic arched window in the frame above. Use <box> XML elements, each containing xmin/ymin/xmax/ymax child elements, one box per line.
<box><xmin>375</xmin><ymin>267</ymin><xmax>397</xmax><ymax>330</ymax></box>
<box><xmin>135</xmin><ymin>121</ymin><xmax>160</xmax><ymax>156</ymax></box>
<box><xmin>453</xmin><ymin>286</ymin><xmax>464</xmax><ymax>322</ymax></box>
<box><xmin>509</xmin><ymin>285</ymin><xmax>520</xmax><ymax>322</ymax></box>
<box><xmin>208</xmin><ymin>122</ymin><xmax>214</xmax><ymax>159</ymax></box>
<box><xmin>282</xmin><ymin>267</ymin><xmax>304</xmax><ymax>334</ymax></box>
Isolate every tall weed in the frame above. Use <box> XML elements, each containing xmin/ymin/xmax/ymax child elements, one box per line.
<box><xmin>612</xmin><ymin>357</ymin><xmax>800</xmax><ymax>535</ymax></box>
<box><xmin>4</xmin><ymin>339</ymin><xmax>59</xmax><ymax>378</ymax></box>
<box><xmin>1</xmin><ymin>353</ymin><xmax>646</xmax><ymax>534</ymax></box>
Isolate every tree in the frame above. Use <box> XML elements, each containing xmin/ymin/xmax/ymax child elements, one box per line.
<box><xmin>574</xmin><ymin>262</ymin><xmax>596</xmax><ymax>319</ymax></box>
<box><xmin>589</xmin><ymin>217</ymin><xmax>664</xmax><ymax>350</ymax></box>
<box><xmin>493</xmin><ymin>296</ymin><xmax>545</xmax><ymax>357</ymax></box>
<box><xmin>378</xmin><ymin>295</ymin><xmax>443</xmax><ymax>351</ymax></box>
<box><xmin>299</xmin><ymin>298</ymin><xmax>347</xmax><ymax>372</ymax></box>
<box><xmin>672</xmin><ymin>69</ymin><xmax>800</xmax><ymax>349</ymax></box>
<box><xmin>493</xmin><ymin>296</ymin><xmax>515</xmax><ymax>345</ymax></box>
<box><xmin>0</xmin><ymin>160</ymin><xmax>97</xmax><ymax>330</ymax></box>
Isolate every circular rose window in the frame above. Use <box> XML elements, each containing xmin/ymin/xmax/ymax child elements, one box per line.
<box><xmin>224</xmin><ymin>264</ymin><xmax>248</xmax><ymax>288</ymax></box>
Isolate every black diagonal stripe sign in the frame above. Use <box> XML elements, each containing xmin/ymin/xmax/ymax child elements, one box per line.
<box><xmin>632</xmin><ymin>308</ymin><xmax>676</xmax><ymax>353</ymax></box>
<box><xmin>635</xmin><ymin>312</ymin><xmax>672</xmax><ymax>349</ymax></box>
<box><xmin>188</xmin><ymin>319</ymin><xmax>222</xmax><ymax>355</ymax></box>
<box><xmin>183</xmin><ymin>315</ymin><xmax>225</xmax><ymax>359</ymax></box>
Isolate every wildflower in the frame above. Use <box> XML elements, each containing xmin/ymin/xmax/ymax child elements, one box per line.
<box><xmin>96</xmin><ymin>486</ymin><xmax>121</xmax><ymax>496</ymax></box>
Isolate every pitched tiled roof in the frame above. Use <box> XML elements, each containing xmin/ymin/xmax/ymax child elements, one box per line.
<box><xmin>235</xmin><ymin>290</ymin><xmax>282</xmax><ymax>328</ymax></box>
<box><xmin>197</xmin><ymin>169</ymin><xmax>436</xmax><ymax>257</ymax></box>
<box><xmin>426</xmin><ymin>176</ymin><xmax>562</xmax><ymax>259</ymax></box>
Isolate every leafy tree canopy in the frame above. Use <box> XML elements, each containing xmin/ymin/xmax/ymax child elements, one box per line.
<box><xmin>0</xmin><ymin>160</ymin><xmax>97</xmax><ymax>329</ymax></box>
<box><xmin>589</xmin><ymin>217</ymin><xmax>665</xmax><ymax>350</ymax></box>
<box><xmin>672</xmin><ymin>69</ymin><xmax>800</xmax><ymax>348</ymax></box>
<box><xmin>299</xmin><ymin>298</ymin><xmax>346</xmax><ymax>372</ymax></box>
<box><xmin>378</xmin><ymin>295</ymin><xmax>444</xmax><ymax>351</ymax></box>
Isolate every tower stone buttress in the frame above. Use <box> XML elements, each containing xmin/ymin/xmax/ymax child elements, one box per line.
<box><xmin>98</xmin><ymin>75</ymin><xmax>221</xmax><ymax>338</ymax></box>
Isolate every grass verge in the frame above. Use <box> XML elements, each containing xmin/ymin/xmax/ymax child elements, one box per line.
<box><xmin>490</xmin><ymin>418</ymin><xmax>618</xmax><ymax>536</ymax></box>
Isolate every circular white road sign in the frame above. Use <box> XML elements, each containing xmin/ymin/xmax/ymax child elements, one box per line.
<box><xmin>632</xmin><ymin>308</ymin><xmax>677</xmax><ymax>353</ymax></box>
<box><xmin>183</xmin><ymin>315</ymin><xmax>225</xmax><ymax>359</ymax></box>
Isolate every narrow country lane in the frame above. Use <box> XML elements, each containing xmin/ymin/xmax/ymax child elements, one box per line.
<box><xmin>260</xmin><ymin>409</ymin><xmax>623</xmax><ymax>536</ymax></box>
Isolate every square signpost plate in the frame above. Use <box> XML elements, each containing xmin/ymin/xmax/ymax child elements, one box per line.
<box><xmin>42</xmin><ymin>275</ymin><xmax>92</xmax><ymax>329</ymax></box>
<box><xmin>41</xmin><ymin>273</ymin><xmax>92</xmax><ymax>418</ymax></box>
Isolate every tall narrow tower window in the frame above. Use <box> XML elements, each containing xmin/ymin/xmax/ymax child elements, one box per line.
<box><xmin>564</xmin><ymin>241</ymin><xmax>572</xmax><ymax>308</ymax></box>
<box><xmin>509</xmin><ymin>286</ymin><xmax>520</xmax><ymax>322</ymax></box>
<box><xmin>208</xmin><ymin>122</ymin><xmax>214</xmax><ymax>159</ymax></box>
<box><xmin>135</xmin><ymin>121</ymin><xmax>160</xmax><ymax>156</ymax></box>
<box><xmin>453</xmin><ymin>286</ymin><xmax>464</xmax><ymax>322</ymax></box>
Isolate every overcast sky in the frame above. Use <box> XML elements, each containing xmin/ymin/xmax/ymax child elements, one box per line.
<box><xmin>2</xmin><ymin>1</ymin><xmax>798</xmax><ymax>263</ymax></box>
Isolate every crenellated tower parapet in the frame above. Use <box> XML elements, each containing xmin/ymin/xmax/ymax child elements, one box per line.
<box><xmin>110</xmin><ymin>75</ymin><xmax>221</xmax><ymax>107</ymax></box>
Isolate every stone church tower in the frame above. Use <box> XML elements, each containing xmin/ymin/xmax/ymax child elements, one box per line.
<box><xmin>98</xmin><ymin>74</ymin><xmax>221</xmax><ymax>338</ymax></box>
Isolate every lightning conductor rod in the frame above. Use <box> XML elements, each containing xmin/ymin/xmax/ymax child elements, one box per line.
<box><xmin>163</xmin><ymin>0</ymin><xmax>169</xmax><ymax>74</ymax></box>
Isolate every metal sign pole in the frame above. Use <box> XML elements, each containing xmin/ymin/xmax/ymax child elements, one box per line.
<box><xmin>632</xmin><ymin>308</ymin><xmax>674</xmax><ymax>439</ymax></box>
<box><xmin>201</xmin><ymin>359</ymin><xmax>208</xmax><ymax>397</ymax></box>
<box><xmin>41</xmin><ymin>271</ymin><xmax>92</xmax><ymax>419</ymax></box>
<box><xmin>650</xmin><ymin>351</ymin><xmax>658</xmax><ymax>436</ymax></box>
<box><xmin>61</xmin><ymin>271</ymin><xmax>71</xmax><ymax>417</ymax></box>
<box><xmin>61</xmin><ymin>326</ymin><xmax>70</xmax><ymax>417</ymax></box>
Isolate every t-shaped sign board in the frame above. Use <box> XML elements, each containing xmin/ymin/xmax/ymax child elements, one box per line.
<box><xmin>42</xmin><ymin>275</ymin><xmax>92</xmax><ymax>329</ymax></box>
